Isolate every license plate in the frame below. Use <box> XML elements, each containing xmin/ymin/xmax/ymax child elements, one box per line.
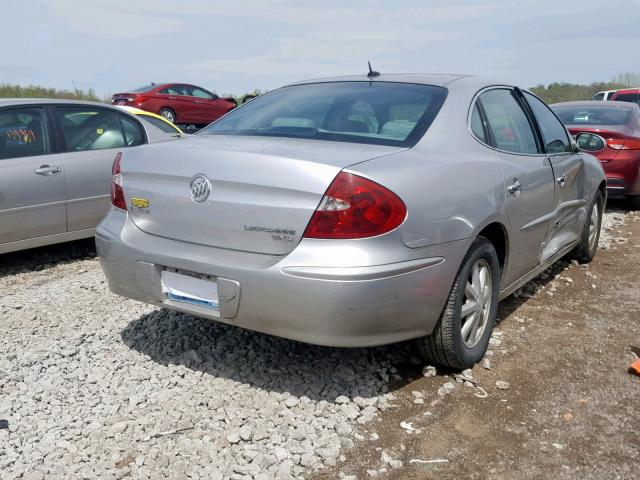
<box><xmin>160</xmin><ymin>270</ymin><xmax>219</xmax><ymax>312</ymax></box>
<box><xmin>115</xmin><ymin>100</ymin><xmax>125</xmax><ymax>105</ymax></box>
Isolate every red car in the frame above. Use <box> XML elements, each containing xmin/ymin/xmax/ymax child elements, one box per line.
<box><xmin>610</xmin><ymin>88</ymin><xmax>640</xmax><ymax>105</ymax></box>
<box><xmin>111</xmin><ymin>83</ymin><xmax>236</xmax><ymax>127</ymax></box>
<box><xmin>552</xmin><ymin>100</ymin><xmax>640</xmax><ymax>208</ymax></box>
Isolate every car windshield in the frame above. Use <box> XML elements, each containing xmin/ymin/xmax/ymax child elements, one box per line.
<box><xmin>552</xmin><ymin>105</ymin><xmax>633</xmax><ymax>126</ymax></box>
<box><xmin>199</xmin><ymin>82</ymin><xmax>447</xmax><ymax>147</ymax></box>
<box><xmin>130</xmin><ymin>84</ymin><xmax>158</xmax><ymax>93</ymax></box>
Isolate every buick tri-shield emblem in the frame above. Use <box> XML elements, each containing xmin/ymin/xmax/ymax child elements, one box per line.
<box><xmin>189</xmin><ymin>174</ymin><xmax>211</xmax><ymax>203</ymax></box>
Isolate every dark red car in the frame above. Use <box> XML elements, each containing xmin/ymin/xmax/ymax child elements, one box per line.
<box><xmin>610</xmin><ymin>88</ymin><xmax>640</xmax><ymax>105</ymax></box>
<box><xmin>552</xmin><ymin>101</ymin><xmax>640</xmax><ymax>208</ymax></box>
<box><xmin>112</xmin><ymin>83</ymin><xmax>236</xmax><ymax>127</ymax></box>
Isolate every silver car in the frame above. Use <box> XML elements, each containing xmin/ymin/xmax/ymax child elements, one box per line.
<box><xmin>97</xmin><ymin>74</ymin><xmax>605</xmax><ymax>368</ymax></box>
<box><xmin>0</xmin><ymin>99</ymin><xmax>180</xmax><ymax>254</ymax></box>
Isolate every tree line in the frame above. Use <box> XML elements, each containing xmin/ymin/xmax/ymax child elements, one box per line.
<box><xmin>2</xmin><ymin>73</ymin><xmax>640</xmax><ymax>105</ymax></box>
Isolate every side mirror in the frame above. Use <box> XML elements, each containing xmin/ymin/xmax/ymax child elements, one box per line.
<box><xmin>575</xmin><ymin>132</ymin><xmax>606</xmax><ymax>152</ymax></box>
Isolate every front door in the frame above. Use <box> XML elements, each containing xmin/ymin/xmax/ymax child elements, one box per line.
<box><xmin>0</xmin><ymin>106</ymin><xmax>67</xmax><ymax>245</ymax></box>
<box><xmin>523</xmin><ymin>92</ymin><xmax>586</xmax><ymax>260</ymax></box>
<box><xmin>477</xmin><ymin>88</ymin><xmax>556</xmax><ymax>287</ymax></box>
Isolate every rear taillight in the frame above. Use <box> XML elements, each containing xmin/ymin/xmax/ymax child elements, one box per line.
<box><xmin>607</xmin><ymin>137</ymin><xmax>640</xmax><ymax>150</ymax></box>
<box><xmin>111</xmin><ymin>152</ymin><xmax>126</xmax><ymax>210</ymax></box>
<box><xmin>303</xmin><ymin>172</ymin><xmax>406</xmax><ymax>239</ymax></box>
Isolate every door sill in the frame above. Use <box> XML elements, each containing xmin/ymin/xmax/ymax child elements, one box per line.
<box><xmin>0</xmin><ymin>229</ymin><xmax>96</xmax><ymax>255</ymax></box>
<box><xmin>499</xmin><ymin>241</ymin><xmax>578</xmax><ymax>300</ymax></box>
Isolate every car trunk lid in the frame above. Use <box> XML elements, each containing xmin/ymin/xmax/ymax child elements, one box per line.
<box><xmin>121</xmin><ymin>135</ymin><xmax>405</xmax><ymax>255</ymax></box>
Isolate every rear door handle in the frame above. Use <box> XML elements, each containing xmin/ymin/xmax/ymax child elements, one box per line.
<box><xmin>556</xmin><ymin>174</ymin><xmax>566</xmax><ymax>186</ymax></box>
<box><xmin>35</xmin><ymin>165</ymin><xmax>62</xmax><ymax>175</ymax></box>
<box><xmin>507</xmin><ymin>180</ymin><xmax>522</xmax><ymax>194</ymax></box>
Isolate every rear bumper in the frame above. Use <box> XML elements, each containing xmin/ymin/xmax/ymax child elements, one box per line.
<box><xmin>602</xmin><ymin>153</ymin><xmax>640</xmax><ymax>196</ymax></box>
<box><xmin>96</xmin><ymin>208</ymin><xmax>467</xmax><ymax>347</ymax></box>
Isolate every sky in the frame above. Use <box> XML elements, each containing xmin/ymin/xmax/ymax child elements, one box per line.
<box><xmin>2</xmin><ymin>0</ymin><xmax>640</xmax><ymax>98</ymax></box>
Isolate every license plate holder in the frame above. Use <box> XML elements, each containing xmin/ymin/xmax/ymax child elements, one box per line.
<box><xmin>160</xmin><ymin>270</ymin><xmax>219</xmax><ymax>311</ymax></box>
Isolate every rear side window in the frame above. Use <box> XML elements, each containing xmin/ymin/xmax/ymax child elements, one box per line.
<box><xmin>0</xmin><ymin>107</ymin><xmax>49</xmax><ymax>160</ymax></box>
<box><xmin>478</xmin><ymin>89</ymin><xmax>539</xmax><ymax>154</ymax></box>
<box><xmin>200</xmin><ymin>82</ymin><xmax>448</xmax><ymax>147</ymax></box>
<box><xmin>470</xmin><ymin>103</ymin><xmax>487</xmax><ymax>143</ymax></box>
<box><xmin>524</xmin><ymin>92</ymin><xmax>572</xmax><ymax>154</ymax></box>
<box><xmin>56</xmin><ymin>107</ymin><xmax>136</xmax><ymax>152</ymax></box>
<box><xmin>120</xmin><ymin>115</ymin><xmax>145</xmax><ymax>146</ymax></box>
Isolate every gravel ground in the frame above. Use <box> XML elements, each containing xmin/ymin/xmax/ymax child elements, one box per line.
<box><xmin>0</xmin><ymin>242</ymin><xmax>409</xmax><ymax>479</ymax></box>
<box><xmin>1</xmin><ymin>207</ymin><xmax>638</xmax><ymax>479</ymax></box>
<box><xmin>316</xmin><ymin>203</ymin><xmax>640</xmax><ymax>480</ymax></box>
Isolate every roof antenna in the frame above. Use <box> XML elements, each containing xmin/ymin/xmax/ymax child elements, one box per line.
<box><xmin>367</xmin><ymin>61</ymin><xmax>380</xmax><ymax>78</ymax></box>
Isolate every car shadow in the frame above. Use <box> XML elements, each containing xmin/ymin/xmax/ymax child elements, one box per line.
<box><xmin>121</xmin><ymin>310</ymin><xmax>417</xmax><ymax>401</ymax></box>
<box><xmin>0</xmin><ymin>238</ymin><xmax>96</xmax><ymax>279</ymax></box>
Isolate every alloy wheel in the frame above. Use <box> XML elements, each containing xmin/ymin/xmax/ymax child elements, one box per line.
<box><xmin>588</xmin><ymin>204</ymin><xmax>599</xmax><ymax>251</ymax></box>
<box><xmin>460</xmin><ymin>259</ymin><xmax>493</xmax><ymax>348</ymax></box>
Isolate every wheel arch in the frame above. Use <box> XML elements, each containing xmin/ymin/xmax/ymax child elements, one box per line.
<box><xmin>476</xmin><ymin>221</ymin><xmax>509</xmax><ymax>281</ymax></box>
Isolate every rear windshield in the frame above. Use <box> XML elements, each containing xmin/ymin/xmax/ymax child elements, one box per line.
<box><xmin>552</xmin><ymin>105</ymin><xmax>634</xmax><ymax>126</ymax></box>
<box><xmin>199</xmin><ymin>82</ymin><xmax>447</xmax><ymax>147</ymax></box>
<box><xmin>613</xmin><ymin>93</ymin><xmax>640</xmax><ymax>105</ymax></box>
<box><xmin>130</xmin><ymin>84</ymin><xmax>158</xmax><ymax>93</ymax></box>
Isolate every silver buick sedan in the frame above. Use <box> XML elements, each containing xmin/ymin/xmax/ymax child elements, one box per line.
<box><xmin>97</xmin><ymin>74</ymin><xmax>605</xmax><ymax>368</ymax></box>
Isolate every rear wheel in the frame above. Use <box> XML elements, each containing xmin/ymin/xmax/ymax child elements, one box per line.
<box><xmin>159</xmin><ymin>108</ymin><xmax>176</xmax><ymax>124</ymax></box>
<box><xmin>416</xmin><ymin>237</ymin><xmax>500</xmax><ymax>369</ymax></box>
<box><xmin>573</xmin><ymin>190</ymin><xmax>603</xmax><ymax>263</ymax></box>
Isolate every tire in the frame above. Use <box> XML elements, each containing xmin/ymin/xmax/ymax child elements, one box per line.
<box><xmin>159</xmin><ymin>108</ymin><xmax>176</xmax><ymax>124</ymax></box>
<box><xmin>416</xmin><ymin>236</ymin><xmax>500</xmax><ymax>370</ymax></box>
<box><xmin>627</xmin><ymin>195</ymin><xmax>640</xmax><ymax>211</ymax></box>
<box><xmin>573</xmin><ymin>190</ymin><xmax>603</xmax><ymax>263</ymax></box>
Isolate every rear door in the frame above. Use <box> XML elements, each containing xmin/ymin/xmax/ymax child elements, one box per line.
<box><xmin>54</xmin><ymin>105</ymin><xmax>146</xmax><ymax>231</ymax></box>
<box><xmin>523</xmin><ymin>92</ymin><xmax>585</xmax><ymax>258</ymax></box>
<box><xmin>0</xmin><ymin>105</ymin><xmax>67</xmax><ymax>244</ymax></box>
<box><xmin>477</xmin><ymin>88</ymin><xmax>556</xmax><ymax>287</ymax></box>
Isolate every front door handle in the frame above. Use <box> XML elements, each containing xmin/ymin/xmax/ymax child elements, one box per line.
<box><xmin>556</xmin><ymin>174</ymin><xmax>566</xmax><ymax>186</ymax></box>
<box><xmin>35</xmin><ymin>165</ymin><xmax>62</xmax><ymax>176</ymax></box>
<box><xmin>507</xmin><ymin>180</ymin><xmax>522</xmax><ymax>194</ymax></box>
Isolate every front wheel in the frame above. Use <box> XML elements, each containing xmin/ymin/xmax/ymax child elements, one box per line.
<box><xmin>416</xmin><ymin>236</ymin><xmax>500</xmax><ymax>369</ymax></box>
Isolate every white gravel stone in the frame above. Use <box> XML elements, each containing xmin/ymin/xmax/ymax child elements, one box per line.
<box><xmin>0</xmin><ymin>249</ymin><xmax>409</xmax><ymax>479</ymax></box>
<box><xmin>496</xmin><ymin>380</ymin><xmax>511</xmax><ymax>390</ymax></box>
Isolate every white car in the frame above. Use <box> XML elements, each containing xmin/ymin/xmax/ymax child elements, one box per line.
<box><xmin>592</xmin><ymin>90</ymin><xmax>617</xmax><ymax>101</ymax></box>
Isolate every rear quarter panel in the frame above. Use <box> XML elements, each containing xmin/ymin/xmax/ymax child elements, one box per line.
<box><xmin>348</xmin><ymin>82</ymin><xmax>509</xmax><ymax>250</ymax></box>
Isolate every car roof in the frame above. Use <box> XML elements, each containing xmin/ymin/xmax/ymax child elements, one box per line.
<box><xmin>285</xmin><ymin>73</ymin><xmax>506</xmax><ymax>90</ymax></box>
<box><xmin>550</xmin><ymin>100</ymin><xmax>639</xmax><ymax>109</ymax></box>
<box><xmin>612</xmin><ymin>88</ymin><xmax>640</xmax><ymax>94</ymax></box>
<box><xmin>0</xmin><ymin>98</ymin><xmax>117</xmax><ymax>108</ymax></box>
